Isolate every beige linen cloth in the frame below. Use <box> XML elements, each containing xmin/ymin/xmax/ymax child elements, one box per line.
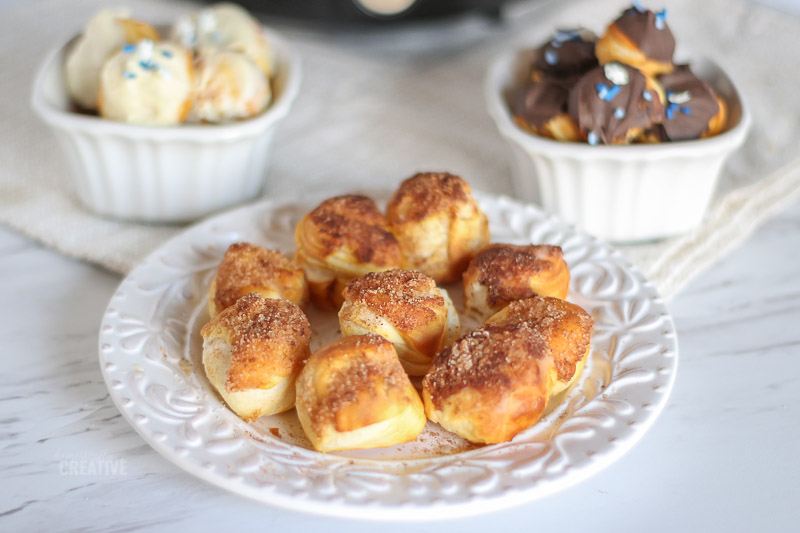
<box><xmin>1</xmin><ymin>0</ymin><xmax>798</xmax><ymax>300</ymax></box>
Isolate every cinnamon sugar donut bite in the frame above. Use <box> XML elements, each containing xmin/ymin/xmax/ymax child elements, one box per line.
<box><xmin>208</xmin><ymin>242</ymin><xmax>307</xmax><ymax>318</ymax></box>
<box><xmin>386</xmin><ymin>172</ymin><xmax>490</xmax><ymax>284</ymax></box>
<box><xmin>295</xmin><ymin>195</ymin><xmax>403</xmax><ymax>310</ymax></box>
<box><xmin>463</xmin><ymin>244</ymin><xmax>570</xmax><ymax>321</ymax></box>
<box><xmin>200</xmin><ymin>293</ymin><xmax>311</xmax><ymax>421</ymax></box>
<box><xmin>487</xmin><ymin>295</ymin><xmax>593</xmax><ymax>396</ymax></box>
<box><xmin>295</xmin><ymin>334</ymin><xmax>426</xmax><ymax>452</ymax></box>
<box><xmin>595</xmin><ymin>2</ymin><xmax>675</xmax><ymax>77</ymax></box>
<box><xmin>422</xmin><ymin>322</ymin><xmax>555</xmax><ymax>444</ymax></box>
<box><xmin>339</xmin><ymin>269</ymin><xmax>460</xmax><ymax>376</ymax></box>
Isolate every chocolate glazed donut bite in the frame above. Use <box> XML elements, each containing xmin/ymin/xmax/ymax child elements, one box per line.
<box><xmin>568</xmin><ymin>61</ymin><xmax>664</xmax><ymax>145</ymax></box>
<box><xmin>595</xmin><ymin>1</ymin><xmax>675</xmax><ymax>77</ymax></box>
<box><xmin>510</xmin><ymin>80</ymin><xmax>582</xmax><ymax>142</ymax></box>
<box><xmin>531</xmin><ymin>28</ymin><xmax>599</xmax><ymax>88</ymax></box>
<box><xmin>657</xmin><ymin>64</ymin><xmax>728</xmax><ymax>141</ymax></box>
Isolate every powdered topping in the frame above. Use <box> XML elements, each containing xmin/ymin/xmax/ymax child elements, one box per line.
<box><xmin>469</xmin><ymin>244</ymin><xmax>566</xmax><ymax>306</ymax></box>
<box><xmin>423</xmin><ymin>322</ymin><xmax>552</xmax><ymax>409</ymax></box>
<box><xmin>305</xmin><ymin>195</ymin><xmax>402</xmax><ymax>265</ymax></box>
<box><xmin>213</xmin><ymin>242</ymin><xmax>303</xmax><ymax>312</ymax></box>
<box><xmin>202</xmin><ymin>293</ymin><xmax>311</xmax><ymax>391</ymax></box>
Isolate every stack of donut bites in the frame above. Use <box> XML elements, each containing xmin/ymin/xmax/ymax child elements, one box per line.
<box><xmin>64</xmin><ymin>3</ymin><xmax>275</xmax><ymax>126</ymax></box>
<box><xmin>509</xmin><ymin>1</ymin><xmax>727</xmax><ymax>145</ymax></box>
<box><xmin>200</xmin><ymin>173</ymin><xmax>595</xmax><ymax>451</ymax></box>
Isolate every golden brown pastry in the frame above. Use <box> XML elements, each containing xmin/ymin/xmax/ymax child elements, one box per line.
<box><xmin>208</xmin><ymin>242</ymin><xmax>308</xmax><ymax>318</ymax></box>
<box><xmin>295</xmin><ymin>334</ymin><xmax>426</xmax><ymax>452</ymax></box>
<box><xmin>294</xmin><ymin>195</ymin><xmax>403</xmax><ymax>310</ymax></box>
<box><xmin>200</xmin><ymin>293</ymin><xmax>311</xmax><ymax>421</ymax></box>
<box><xmin>595</xmin><ymin>5</ymin><xmax>675</xmax><ymax>77</ymax></box>
<box><xmin>422</xmin><ymin>323</ymin><xmax>554</xmax><ymax>444</ymax></box>
<box><xmin>338</xmin><ymin>269</ymin><xmax>460</xmax><ymax>376</ymax></box>
<box><xmin>386</xmin><ymin>172</ymin><xmax>490</xmax><ymax>284</ymax></box>
<box><xmin>487</xmin><ymin>295</ymin><xmax>593</xmax><ymax>396</ymax></box>
<box><xmin>463</xmin><ymin>244</ymin><xmax>570</xmax><ymax>321</ymax></box>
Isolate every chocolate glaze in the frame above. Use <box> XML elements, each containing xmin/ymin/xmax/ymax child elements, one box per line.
<box><xmin>531</xmin><ymin>28</ymin><xmax>598</xmax><ymax>87</ymax></box>
<box><xmin>510</xmin><ymin>80</ymin><xmax>569</xmax><ymax>129</ymax></box>
<box><xmin>656</xmin><ymin>64</ymin><xmax>721</xmax><ymax>141</ymax></box>
<box><xmin>568</xmin><ymin>62</ymin><xmax>664</xmax><ymax>144</ymax></box>
<box><xmin>613</xmin><ymin>7</ymin><xmax>675</xmax><ymax>63</ymax></box>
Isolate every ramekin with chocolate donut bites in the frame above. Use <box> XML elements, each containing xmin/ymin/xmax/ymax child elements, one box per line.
<box><xmin>487</xmin><ymin>51</ymin><xmax>749</xmax><ymax>242</ymax></box>
<box><xmin>32</xmin><ymin>23</ymin><xmax>301</xmax><ymax>222</ymax></box>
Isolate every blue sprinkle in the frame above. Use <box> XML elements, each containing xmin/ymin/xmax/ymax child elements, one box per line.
<box><xmin>139</xmin><ymin>60</ymin><xmax>157</xmax><ymax>70</ymax></box>
<box><xmin>681</xmin><ymin>106</ymin><xmax>691</xmax><ymax>115</ymax></box>
<box><xmin>123</xmin><ymin>70</ymin><xmax>136</xmax><ymax>79</ymax></box>
<box><xmin>596</xmin><ymin>83</ymin><xmax>621</xmax><ymax>102</ymax></box>
<box><xmin>596</xmin><ymin>83</ymin><xmax>609</xmax><ymax>100</ymax></box>
<box><xmin>614</xmin><ymin>107</ymin><xmax>626</xmax><ymax>119</ymax></box>
<box><xmin>123</xmin><ymin>44</ymin><xmax>136</xmax><ymax>53</ymax></box>
<box><xmin>588</xmin><ymin>131</ymin><xmax>599</xmax><ymax>146</ymax></box>
<box><xmin>161</xmin><ymin>50</ymin><xmax>173</xmax><ymax>58</ymax></box>
<box><xmin>666</xmin><ymin>103</ymin><xmax>678</xmax><ymax>120</ymax></box>
<box><xmin>545</xmin><ymin>49</ymin><xmax>558</xmax><ymax>65</ymax></box>
<box><xmin>642</xmin><ymin>90</ymin><xmax>653</xmax><ymax>102</ymax></box>
<box><xmin>551</xmin><ymin>40</ymin><xmax>562</xmax><ymax>48</ymax></box>
<box><xmin>605</xmin><ymin>85</ymin><xmax>621</xmax><ymax>101</ymax></box>
<box><xmin>633</xmin><ymin>0</ymin><xmax>645</xmax><ymax>12</ymax></box>
<box><xmin>655</xmin><ymin>9</ymin><xmax>667</xmax><ymax>30</ymax></box>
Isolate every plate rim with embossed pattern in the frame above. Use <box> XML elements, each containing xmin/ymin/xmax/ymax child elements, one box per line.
<box><xmin>98</xmin><ymin>191</ymin><xmax>678</xmax><ymax>520</ymax></box>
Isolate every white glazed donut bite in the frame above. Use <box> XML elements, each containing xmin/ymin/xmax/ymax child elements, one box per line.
<box><xmin>98</xmin><ymin>40</ymin><xmax>195</xmax><ymax>126</ymax></box>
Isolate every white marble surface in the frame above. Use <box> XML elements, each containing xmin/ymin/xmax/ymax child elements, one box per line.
<box><xmin>1</xmin><ymin>194</ymin><xmax>798</xmax><ymax>531</ymax></box>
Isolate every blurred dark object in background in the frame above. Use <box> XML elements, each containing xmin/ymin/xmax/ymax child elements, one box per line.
<box><xmin>232</xmin><ymin>0</ymin><xmax>515</xmax><ymax>24</ymax></box>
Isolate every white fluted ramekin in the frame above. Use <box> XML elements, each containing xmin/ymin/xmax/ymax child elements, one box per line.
<box><xmin>485</xmin><ymin>51</ymin><xmax>750</xmax><ymax>242</ymax></box>
<box><xmin>32</xmin><ymin>28</ymin><xmax>301</xmax><ymax>223</ymax></box>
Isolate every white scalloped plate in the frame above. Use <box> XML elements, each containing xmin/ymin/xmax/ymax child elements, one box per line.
<box><xmin>99</xmin><ymin>192</ymin><xmax>678</xmax><ymax>520</ymax></box>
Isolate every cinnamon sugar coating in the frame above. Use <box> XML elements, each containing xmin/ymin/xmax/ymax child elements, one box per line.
<box><xmin>343</xmin><ymin>269</ymin><xmax>443</xmax><ymax>332</ymax></box>
<box><xmin>488</xmin><ymin>296</ymin><xmax>593</xmax><ymax>384</ymax></box>
<box><xmin>466</xmin><ymin>244</ymin><xmax>569</xmax><ymax>309</ymax></box>
<box><xmin>201</xmin><ymin>293</ymin><xmax>311</xmax><ymax>392</ymax></box>
<box><xmin>387</xmin><ymin>172</ymin><xmax>490</xmax><ymax>283</ymax></box>
<box><xmin>304</xmin><ymin>195</ymin><xmax>401</xmax><ymax>265</ymax></box>
<box><xmin>210</xmin><ymin>242</ymin><xmax>307</xmax><ymax>315</ymax></box>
